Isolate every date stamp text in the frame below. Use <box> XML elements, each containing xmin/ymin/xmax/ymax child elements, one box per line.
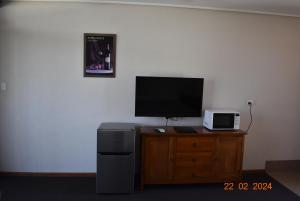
<box><xmin>224</xmin><ymin>182</ymin><xmax>273</xmax><ymax>191</ymax></box>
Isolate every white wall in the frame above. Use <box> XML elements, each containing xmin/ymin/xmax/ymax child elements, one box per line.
<box><xmin>0</xmin><ymin>2</ymin><xmax>300</xmax><ymax>172</ymax></box>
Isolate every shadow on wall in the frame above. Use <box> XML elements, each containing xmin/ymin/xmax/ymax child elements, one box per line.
<box><xmin>2</xmin><ymin>0</ymin><xmax>12</xmax><ymax>7</ymax></box>
<box><xmin>0</xmin><ymin>0</ymin><xmax>9</xmax><ymax>7</ymax></box>
<box><xmin>202</xmin><ymin>79</ymin><xmax>215</xmax><ymax>110</ymax></box>
<box><xmin>0</xmin><ymin>0</ymin><xmax>14</xmax><ymax>171</ymax></box>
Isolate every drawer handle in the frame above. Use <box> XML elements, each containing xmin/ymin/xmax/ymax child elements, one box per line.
<box><xmin>192</xmin><ymin>158</ymin><xmax>197</xmax><ymax>162</ymax></box>
<box><xmin>192</xmin><ymin>142</ymin><xmax>197</xmax><ymax>147</ymax></box>
<box><xmin>192</xmin><ymin>173</ymin><xmax>204</xmax><ymax>178</ymax></box>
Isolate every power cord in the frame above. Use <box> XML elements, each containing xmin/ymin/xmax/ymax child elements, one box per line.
<box><xmin>245</xmin><ymin>103</ymin><xmax>253</xmax><ymax>133</ymax></box>
<box><xmin>165</xmin><ymin>117</ymin><xmax>169</xmax><ymax>130</ymax></box>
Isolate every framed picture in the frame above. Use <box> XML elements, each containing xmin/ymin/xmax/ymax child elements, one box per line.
<box><xmin>84</xmin><ymin>33</ymin><xmax>116</xmax><ymax>77</ymax></box>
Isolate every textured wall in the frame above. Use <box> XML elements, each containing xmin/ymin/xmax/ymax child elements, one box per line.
<box><xmin>0</xmin><ymin>2</ymin><xmax>300</xmax><ymax>172</ymax></box>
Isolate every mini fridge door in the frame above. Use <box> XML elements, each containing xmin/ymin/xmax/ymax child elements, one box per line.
<box><xmin>96</xmin><ymin>153</ymin><xmax>135</xmax><ymax>194</ymax></box>
<box><xmin>97</xmin><ymin>131</ymin><xmax>135</xmax><ymax>153</ymax></box>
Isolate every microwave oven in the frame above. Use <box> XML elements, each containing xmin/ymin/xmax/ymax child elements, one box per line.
<box><xmin>203</xmin><ymin>110</ymin><xmax>240</xmax><ymax>130</ymax></box>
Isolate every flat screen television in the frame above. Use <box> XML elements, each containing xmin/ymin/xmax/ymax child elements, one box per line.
<box><xmin>135</xmin><ymin>76</ymin><xmax>204</xmax><ymax>118</ymax></box>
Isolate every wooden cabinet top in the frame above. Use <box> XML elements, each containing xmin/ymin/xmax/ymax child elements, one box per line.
<box><xmin>140</xmin><ymin>126</ymin><xmax>246</xmax><ymax>136</ymax></box>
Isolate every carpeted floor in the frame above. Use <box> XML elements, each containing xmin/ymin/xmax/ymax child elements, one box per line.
<box><xmin>0</xmin><ymin>173</ymin><xmax>299</xmax><ymax>201</ymax></box>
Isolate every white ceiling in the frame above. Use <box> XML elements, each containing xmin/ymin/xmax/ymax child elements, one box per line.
<box><xmin>11</xmin><ymin>0</ymin><xmax>300</xmax><ymax>17</ymax></box>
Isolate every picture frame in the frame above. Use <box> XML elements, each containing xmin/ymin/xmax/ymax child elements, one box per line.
<box><xmin>84</xmin><ymin>33</ymin><xmax>116</xmax><ymax>77</ymax></box>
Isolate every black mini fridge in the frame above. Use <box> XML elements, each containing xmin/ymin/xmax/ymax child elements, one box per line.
<box><xmin>96</xmin><ymin>123</ymin><xmax>136</xmax><ymax>194</ymax></box>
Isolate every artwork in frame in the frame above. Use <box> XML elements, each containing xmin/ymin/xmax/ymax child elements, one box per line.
<box><xmin>84</xmin><ymin>33</ymin><xmax>116</xmax><ymax>77</ymax></box>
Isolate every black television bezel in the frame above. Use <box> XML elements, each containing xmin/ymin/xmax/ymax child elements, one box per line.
<box><xmin>135</xmin><ymin>76</ymin><xmax>204</xmax><ymax>118</ymax></box>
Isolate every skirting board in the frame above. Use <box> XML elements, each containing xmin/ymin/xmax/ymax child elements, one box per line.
<box><xmin>0</xmin><ymin>170</ymin><xmax>265</xmax><ymax>177</ymax></box>
<box><xmin>242</xmin><ymin>169</ymin><xmax>266</xmax><ymax>174</ymax></box>
<box><xmin>0</xmin><ymin>172</ymin><xmax>96</xmax><ymax>177</ymax></box>
<box><xmin>266</xmin><ymin>160</ymin><xmax>300</xmax><ymax>172</ymax></box>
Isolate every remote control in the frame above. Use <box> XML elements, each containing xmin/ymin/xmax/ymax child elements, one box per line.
<box><xmin>156</xmin><ymin>128</ymin><xmax>166</xmax><ymax>133</ymax></box>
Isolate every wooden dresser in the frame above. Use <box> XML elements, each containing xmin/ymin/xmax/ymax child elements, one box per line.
<box><xmin>140</xmin><ymin>127</ymin><xmax>245</xmax><ymax>189</ymax></box>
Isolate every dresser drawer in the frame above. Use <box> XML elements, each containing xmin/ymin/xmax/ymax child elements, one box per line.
<box><xmin>176</xmin><ymin>137</ymin><xmax>216</xmax><ymax>152</ymax></box>
<box><xmin>175</xmin><ymin>152</ymin><xmax>214</xmax><ymax>168</ymax></box>
<box><xmin>174</xmin><ymin>167</ymin><xmax>212</xmax><ymax>179</ymax></box>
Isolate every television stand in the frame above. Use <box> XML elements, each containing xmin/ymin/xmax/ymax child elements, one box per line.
<box><xmin>140</xmin><ymin>126</ymin><xmax>246</xmax><ymax>190</ymax></box>
<box><xmin>173</xmin><ymin>126</ymin><xmax>196</xmax><ymax>133</ymax></box>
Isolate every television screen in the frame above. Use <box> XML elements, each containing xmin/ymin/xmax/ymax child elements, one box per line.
<box><xmin>135</xmin><ymin>76</ymin><xmax>204</xmax><ymax>118</ymax></box>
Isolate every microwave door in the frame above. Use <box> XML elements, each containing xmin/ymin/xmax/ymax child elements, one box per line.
<box><xmin>213</xmin><ymin>113</ymin><xmax>235</xmax><ymax>130</ymax></box>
